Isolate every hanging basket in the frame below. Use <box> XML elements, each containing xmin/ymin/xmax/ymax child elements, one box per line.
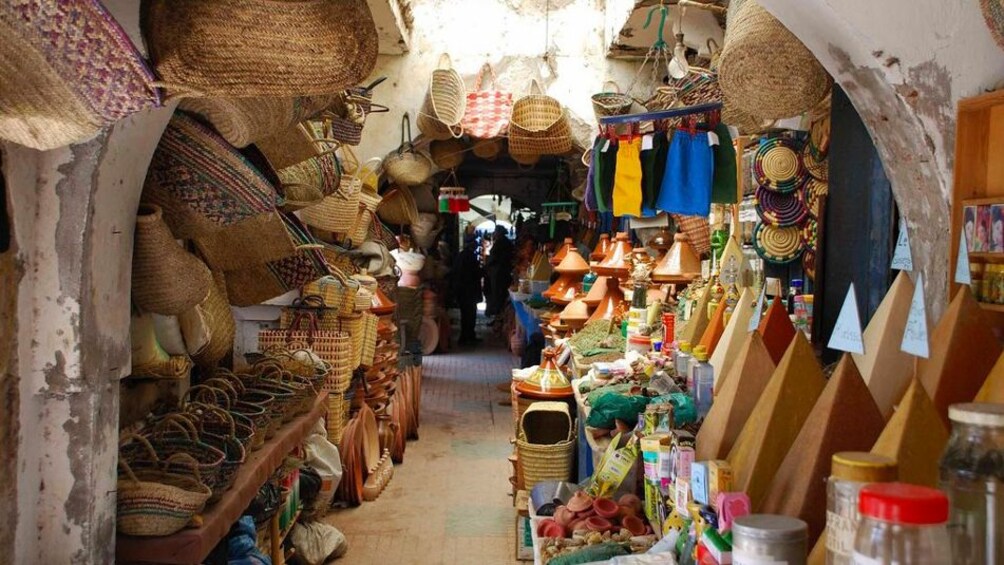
<box><xmin>377</xmin><ymin>187</ymin><xmax>420</xmax><ymax>226</ymax></box>
<box><xmin>472</xmin><ymin>138</ymin><xmax>503</xmax><ymax>160</ymax></box>
<box><xmin>0</xmin><ymin>0</ymin><xmax>161</xmax><ymax>151</ymax></box>
<box><xmin>752</xmin><ymin>222</ymin><xmax>805</xmax><ymax>264</ymax></box>
<box><xmin>325</xmin><ymin>77</ymin><xmax>388</xmax><ymax>146</ymax></box>
<box><xmin>754</xmin><ymin>136</ymin><xmax>807</xmax><ymax>193</ymax></box>
<box><xmin>384</xmin><ymin>114</ymin><xmax>433</xmax><ymax>186</ymax></box>
<box><xmin>429</xmin><ymin>138</ymin><xmax>466</xmax><ymax>170</ymax></box>
<box><xmin>178</xmin><ymin>95</ymin><xmax>334</xmax><ymax>148</ymax></box>
<box><xmin>141</xmin><ymin>0</ymin><xmax>378</xmax><ymax>97</ymax></box>
<box><xmin>591</xmin><ymin>81</ymin><xmax>634</xmax><ymax>118</ymax></box>
<box><xmin>417</xmin><ymin>54</ymin><xmax>467</xmax><ymax>140</ymax></box>
<box><xmin>718</xmin><ymin>0</ymin><xmax>832</xmax><ymax>121</ymax></box>
<box><xmin>299</xmin><ymin>147</ymin><xmax>363</xmax><ymax>235</ymax></box>
<box><xmin>462</xmin><ymin>62</ymin><xmax>512</xmax><ymax>139</ymax></box>
<box><xmin>132</xmin><ymin>204</ymin><xmax>212</xmax><ymax>316</ymax></box>
<box><xmin>508</xmin><ymin>80</ymin><xmax>572</xmax><ymax>156</ymax></box>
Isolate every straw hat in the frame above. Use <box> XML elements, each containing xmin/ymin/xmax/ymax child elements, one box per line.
<box><xmin>142</xmin><ymin>0</ymin><xmax>378</xmax><ymax>97</ymax></box>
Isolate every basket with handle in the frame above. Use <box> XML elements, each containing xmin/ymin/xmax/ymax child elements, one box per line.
<box><xmin>281</xmin><ymin>294</ymin><xmax>341</xmax><ymax>331</ymax></box>
<box><xmin>462</xmin><ymin>62</ymin><xmax>512</xmax><ymax>139</ymax></box>
<box><xmin>325</xmin><ymin>77</ymin><xmax>389</xmax><ymax>145</ymax></box>
<box><xmin>417</xmin><ymin>53</ymin><xmax>467</xmax><ymax>140</ymax></box>
<box><xmin>150</xmin><ymin>413</ymin><xmax>244</xmax><ymax>503</ymax></box>
<box><xmin>377</xmin><ymin>186</ymin><xmax>420</xmax><ymax>226</ymax></box>
<box><xmin>302</xmin><ymin>267</ymin><xmax>359</xmax><ymax>315</ymax></box>
<box><xmin>250</xmin><ymin>358</ymin><xmax>319</xmax><ymax>416</ymax></box>
<box><xmin>384</xmin><ymin>113</ymin><xmax>433</xmax><ymax>186</ymax></box>
<box><xmin>298</xmin><ymin>145</ymin><xmax>363</xmax><ymax>235</ymax></box>
<box><xmin>185</xmin><ymin>383</ymin><xmax>268</xmax><ymax>450</ymax></box>
<box><xmin>591</xmin><ymin>81</ymin><xmax>633</xmax><ymax>118</ymax></box>
<box><xmin>182</xmin><ymin>401</ymin><xmax>256</xmax><ymax>454</ymax></box>
<box><xmin>179</xmin><ymin>94</ymin><xmax>335</xmax><ymax>149</ymax></box>
<box><xmin>515</xmin><ymin>401</ymin><xmax>575</xmax><ymax>489</ymax></box>
<box><xmin>508</xmin><ymin>79</ymin><xmax>572</xmax><ymax>156</ymax></box>
<box><xmin>116</xmin><ymin>435</ymin><xmax>212</xmax><ymax>537</ymax></box>
<box><xmin>122</xmin><ymin>424</ymin><xmax>228</xmax><ymax>501</ymax></box>
<box><xmin>258</xmin><ymin>312</ymin><xmax>353</xmax><ymax>393</ymax></box>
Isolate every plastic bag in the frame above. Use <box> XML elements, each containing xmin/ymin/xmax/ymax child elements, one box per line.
<box><xmin>290</xmin><ymin>521</ymin><xmax>348</xmax><ymax>565</ymax></box>
<box><xmin>586</xmin><ymin>392</ymin><xmax>650</xmax><ymax>429</ymax></box>
<box><xmin>303</xmin><ymin>419</ymin><xmax>343</xmax><ymax>517</ymax></box>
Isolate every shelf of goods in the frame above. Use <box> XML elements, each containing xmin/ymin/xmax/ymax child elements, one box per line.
<box><xmin>116</xmin><ymin>393</ymin><xmax>329</xmax><ymax>565</ymax></box>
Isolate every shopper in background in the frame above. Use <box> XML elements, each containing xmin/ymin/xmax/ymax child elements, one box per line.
<box><xmin>454</xmin><ymin>232</ymin><xmax>483</xmax><ymax>346</ymax></box>
<box><xmin>484</xmin><ymin>224</ymin><xmax>514</xmax><ymax>318</ymax></box>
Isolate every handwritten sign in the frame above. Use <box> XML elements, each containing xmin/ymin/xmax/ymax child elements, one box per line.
<box><xmin>748</xmin><ymin>288</ymin><xmax>766</xmax><ymax>333</ymax></box>
<box><xmin>901</xmin><ymin>273</ymin><xmax>930</xmax><ymax>358</ymax></box>
<box><xmin>955</xmin><ymin>229</ymin><xmax>971</xmax><ymax>285</ymax></box>
<box><xmin>891</xmin><ymin>219</ymin><xmax>913</xmax><ymax>271</ymax></box>
<box><xmin>828</xmin><ymin>284</ymin><xmax>865</xmax><ymax>355</ymax></box>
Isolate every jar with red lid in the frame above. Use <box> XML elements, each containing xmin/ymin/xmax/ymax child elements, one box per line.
<box><xmin>851</xmin><ymin>482</ymin><xmax>950</xmax><ymax>564</ymax></box>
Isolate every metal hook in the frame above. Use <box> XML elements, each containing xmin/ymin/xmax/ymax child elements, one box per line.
<box><xmin>644</xmin><ymin>4</ymin><xmax>671</xmax><ymax>50</ymax></box>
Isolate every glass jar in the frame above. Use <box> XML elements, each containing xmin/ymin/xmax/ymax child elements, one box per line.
<box><xmin>852</xmin><ymin>482</ymin><xmax>950</xmax><ymax>564</ymax></box>
<box><xmin>733</xmin><ymin>514</ymin><xmax>808</xmax><ymax>565</ymax></box>
<box><xmin>826</xmin><ymin>452</ymin><xmax>898</xmax><ymax>564</ymax></box>
<box><xmin>939</xmin><ymin>403</ymin><xmax>1004</xmax><ymax>565</ymax></box>
<box><xmin>970</xmin><ymin>263</ymin><xmax>984</xmax><ymax>302</ymax></box>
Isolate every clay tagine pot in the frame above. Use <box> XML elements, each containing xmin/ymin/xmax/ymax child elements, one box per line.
<box><xmin>516</xmin><ymin>347</ymin><xmax>573</xmax><ymax>398</ymax></box>
<box><xmin>594</xmin><ymin>232</ymin><xmax>632</xmax><ymax>278</ymax></box>
<box><xmin>652</xmin><ymin>232</ymin><xmax>702</xmax><ymax>284</ymax></box>
<box><xmin>561</xmin><ymin>295</ymin><xmax>592</xmax><ymax>330</ymax></box>
<box><xmin>590</xmin><ymin>234</ymin><xmax>612</xmax><ymax>263</ymax></box>
<box><xmin>550</xmin><ymin>238</ymin><xmax>575</xmax><ymax>267</ymax></box>
<box><xmin>554</xmin><ymin>248</ymin><xmax>590</xmax><ymax>276</ymax></box>
<box><xmin>371</xmin><ymin>287</ymin><xmax>397</xmax><ymax>315</ymax></box>
<box><xmin>583</xmin><ymin>275</ymin><xmax>611</xmax><ymax>308</ymax></box>
<box><xmin>546</xmin><ymin>249</ymin><xmax>588</xmax><ymax>305</ymax></box>
<box><xmin>587</xmin><ymin>277</ymin><xmax>625</xmax><ymax>323</ymax></box>
<box><xmin>646</xmin><ymin>228</ymin><xmax>674</xmax><ymax>260</ymax></box>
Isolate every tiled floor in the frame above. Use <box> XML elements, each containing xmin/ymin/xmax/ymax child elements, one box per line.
<box><xmin>324</xmin><ymin>333</ymin><xmax>520</xmax><ymax>564</ymax></box>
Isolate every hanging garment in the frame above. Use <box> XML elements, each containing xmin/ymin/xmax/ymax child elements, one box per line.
<box><xmin>592</xmin><ymin>136</ymin><xmax>618</xmax><ymax>213</ymax></box>
<box><xmin>641</xmin><ymin>132</ymin><xmax>669</xmax><ymax>210</ymax></box>
<box><xmin>613</xmin><ymin>137</ymin><xmax>643</xmax><ymax>217</ymax></box>
<box><xmin>711</xmin><ymin>123</ymin><xmax>739</xmax><ymax>204</ymax></box>
<box><xmin>656</xmin><ymin>129</ymin><xmax>714</xmax><ymax>217</ymax></box>
<box><xmin>584</xmin><ymin>149</ymin><xmax>598</xmax><ymax>212</ymax></box>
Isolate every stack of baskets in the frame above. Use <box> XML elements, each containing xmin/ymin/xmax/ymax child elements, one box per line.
<box><xmin>516</xmin><ymin>402</ymin><xmax>575</xmax><ymax>490</ymax></box>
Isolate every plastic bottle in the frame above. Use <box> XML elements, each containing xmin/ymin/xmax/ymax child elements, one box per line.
<box><xmin>851</xmin><ymin>482</ymin><xmax>950</xmax><ymax>564</ymax></box>
<box><xmin>676</xmin><ymin>341</ymin><xmax>693</xmax><ymax>385</ymax></box>
<box><xmin>691</xmin><ymin>346</ymin><xmax>714</xmax><ymax>419</ymax></box>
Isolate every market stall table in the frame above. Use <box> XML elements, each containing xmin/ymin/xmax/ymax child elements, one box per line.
<box><xmin>116</xmin><ymin>393</ymin><xmax>329</xmax><ymax>565</ymax></box>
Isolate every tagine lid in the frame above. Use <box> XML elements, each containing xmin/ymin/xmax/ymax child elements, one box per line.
<box><xmin>652</xmin><ymin>232</ymin><xmax>702</xmax><ymax>283</ymax></box>
<box><xmin>590</xmin><ymin>234</ymin><xmax>612</xmax><ymax>262</ymax></box>
<box><xmin>550</xmin><ymin>238</ymin><xmax>575</xmax><ymax>266</ymax></box>
<box><xmin>555</xmin><ymin>248</ymin><xmax>590</xmax><ymax>276</ymax></box>
<box><xmin>516</xmin><ymin>348</ymin><xmax>573</xmax><ymax>398</ymax></box>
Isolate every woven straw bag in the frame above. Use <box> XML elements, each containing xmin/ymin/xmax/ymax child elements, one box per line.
<box><xmin>429</xmin><ymin>138</ymin><xmax>466</xmax><ymax>170</ymax></box>
<box><xmin>132</xmin><ymin>204</ymin><xmax>212</xmax><ymax>316</ymax></box>
<box><xmin>277</xmin><ymin>147</ymin><xmax>343</xmax><ymax>211</ymax></box>
<box><xmin>303</xmin><ymin>267</ymin><xmax>360</xmax><ymax>316</ymax></box>
<box><xmin>117</xmin><ymin>437</ymin><xmax>211</xmax><ymax>537</ymax></box>
<box><xmin>718</xmin><ymin>0</ymin><xmax>831</xmax><ymax>121</ymax></box>
<box><xmin>591</xmin><ymin>81</ymin><xmax>634</xmax><ymax>118</ymax></box>
<box><xmin>385</xmin><ymin>114</ymin><xmax>433</xmax><ymax>186</ymax></box>
<box><xmin>257</xmin><ymin>320</ymin><xmax>353</xmax><ymax>393</ymax></box>
<box><xmin>190</xmin><ymin>273</ymin><xmax>236</xmax><ymax>369</ymax></box>
<box><xmin>516</xmin><ymin>402</ymin><xmax>575</xmax><ymax>489</ymax></box>
<box><xmin>462</xmin><ymin>62</ymin><xmax>512</xmax><ymax>139</ymax></box>
<box><xmin>142</xmin><ymin>0</ymin><xmax>378</xmax><ymax>97</ymax></box>
<box><xmin>472</xmin><ymin>138</ymin><xmax>503</xmax><ymax>160</ymax></box>
<box><xmin>141</xmin><ymin>111</ymin><xmax>295</xmax><ymax>272</ymax></box>
<box><xmin>280</xmin><ymin>295</ymin><xmax>340</xmax><ymax>331</ymax></box>
<box><xmin>377</xmin><ymin>187</ymin><xmax>420</xmax><ymax>226</ymax></box>
<box><xmin>349</xmin><ymin>188</ymin><xmax>383</xmax><ymax>246</ymax></box>
<box><xmin>360</xmin><ymin>312</ymin><xmax>379</xmax><ymax>367</ymax></box>
<box><xmin>508</xmin><ymin>80</ymin><xmax>572</xmax><ymax>156</ymax></box>
<box><xmin>257</xmin><ymin>122</ymin><xmax>329</xmax><ymax>171</ymax></box>
<box><xmin>179</xmin><ymin>95</ymin><xmax>334</xmax><ymax>148</ymax></box>
<box><xmin>299</xmin><ymin>147</ymin><xmax>363</xmax><ymax>235</ymax></box>
<box><xmin>417</xmin><ymin>54</ymin><xmax>467</xmax><ymax>140</ymax></box>
<box><xmin>325</xmin><ymin>77</ymin><xmax>388</xmax><ymax>146</ymax></box>
<box><xmin>0</xmin><ymin>1</ymin><xmax>161</xmax><ymax>151</ymax></box>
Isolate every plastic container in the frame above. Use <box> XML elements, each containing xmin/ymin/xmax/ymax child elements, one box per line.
<box><xmin>939</xmin><ymin>403</ymin><xmax>1004</xmax><ymax>565</ymax></box>
<box><xmin>691</xmin><ymin>346</ymin><xmax>714</xmax><ymax>419</ymax></box>
<box><xmin>733</xmin><ymin>514</ymin><xmax>808</xmax><ymax>564</ymax></box>
<box><xmin>825</xmin><ymin>452</ymin><xmax>898</xmax><ymax>564</ymax></box>
<box><xmin>675</xmin><ymin>341</ymin><xmax>692</xmax><ymax>384</ymax></box>
<box><xmin>852</xmin><ymin>482</ymin><xmax>950</xmax><ymax>564</ymax></box>
<box><xmin>626</xmin><ymin>335</ymin><xmax>652</xmax><ymax>356</ymax></box>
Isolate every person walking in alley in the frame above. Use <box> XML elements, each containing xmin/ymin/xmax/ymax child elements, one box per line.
<box><xmin>454</xmin><ymin>232</ymin><xmax>483</xmax><ymax>346</ymax></box>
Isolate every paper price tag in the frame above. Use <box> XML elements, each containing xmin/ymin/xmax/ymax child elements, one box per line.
<box><xmin>827</xmin><ymin>284</ymin><xmax>865</xmax><ymax>355</ymax></box>
<box><xmin>707</xmin><ymin>131</ymin><xmax>720</xmax><ymax>146</ymax></box>
<box><xmin>955</xmin><ymin>230</ymin><xmax>971</xmax><ymax>285</ymax></box>
<box><xmin>901</xmin><ymin>273</ymin><xmax>930</xmax><ymax>358</ymax></box>
<box><xmin>602</xmin><ymin>139</ymin><xmax>611</xmax><ymax>152</ymax></box>
<box><xmin>891</xmin><ymin>219</ymin><xmax>913</xmax><ymax>271</ymax></box>
<box><xmin>642</xmin><ymin>134</ymin><xmax>654</xmax><ymax>151</ymax></box>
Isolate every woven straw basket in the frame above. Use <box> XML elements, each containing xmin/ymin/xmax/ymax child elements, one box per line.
<box><xmin>142</xmin><ymin>0</ymin><xmax>378</xmax><ymax>97</ymax></box>
<box><xmin>0</xmin><ymin>0</ymin><xmax>161</xmax><ymax>151</ymax></box>
<box><xmin>377</xmin><ymin>187</ymin><xmax>420</xmax><ymax>226</ymax></box>
<box><xmin>718</xmin><ymin>1</ymin><xmax>831</xmax><ymax>121</ymax></box>
<box><xmin>132</xmin><ymin>204</ymin><xmax>212</xmax><ymax>316</ymax></box>
<box><xmin>430</xmin><ymin>138</ymin><xmax>466</xmax><ymax>170</ymax></box>
<box><xmin>508</xmin><ymin>80</ymin><xmax>572</xmax><ymax>156</ymax></box>
<box><xmin>417</xmin><ymin>54</ymin><xmax>467</xmax><ymax>140</ymax></box>
<box><xmin>385</xmin><ymin>113</ymin><xmax>433</xmax><ymax>186</ymax></box>
<box><xmin>179</xmin><ymin>95</ymin><xmax>334</xmax><ymax>149</ymax></box>
<box><xmin>299</xmin><ymin>151</ymin><xmax>363</xmax><ymax>235</ymax></box>
<box><xmin>349</xmin><ymin>189</ymin><xmax>383</xmax><ymax>246</ymax></box>
<box><xmin>190</xmin><ymin>274</ymin><xmax>236</xmax><ymax>369</ymax></box>
<box><xmin>472</xmin><ymin>138</ymin><xmax>503</xmax><ymax>160</ymax></box>
<box><xmin>516</xmin><ymin>402</ymin><xmax>575</xmax><ymax>489</ymax></box>
<box><xmin>591</xmin><ymin>81</ymin><xmax>633</xmax><ymax>118</ymax></box>
<box><xmin>277</xmin><ymin>149</ymin><xmax>343</xmax><ymax>211</ymax></box>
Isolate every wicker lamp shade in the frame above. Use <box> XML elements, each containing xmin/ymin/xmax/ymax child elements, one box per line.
<box><xmin>718</xmin><ymin>1</ymin><xmax>832</xmax><ymax>121</ymax></box>
<box><xmin>0</xmin><ymin>0</ymin><xmax>161</xmax><ymax>150</ymax></box>
<box><xmin>141</xmin><ymin>0</ymin><xmax>378</xmax><ymax>97</ymax></box>
<box><xmin>179</xmin><ymin>95</ymin><xmax>335</xmax><ymax>149</ymax></box>
<box><xmin>132</xmin><ymin>204</ymin><xmax>212</xmax><ymax>316</ymax></box>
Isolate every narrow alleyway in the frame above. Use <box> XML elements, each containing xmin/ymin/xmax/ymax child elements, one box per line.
<box><xmin>325</xmin><ymin>334</ymin><xmax>520</xmax><ymax>564</ymax></box>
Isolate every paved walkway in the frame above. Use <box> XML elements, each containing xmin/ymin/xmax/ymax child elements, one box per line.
<box><xmin>325</xmin><ymin>338</ymin><xmax>519</xmax><ymax>564</ymax></box>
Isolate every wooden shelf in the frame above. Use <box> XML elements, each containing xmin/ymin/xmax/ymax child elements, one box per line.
<box><xmin>116</xmin><ymin>393</ymin><xmax>328</xmax><ymax>565</ymax></box>
<box><xmin>968</xmin><ymin>252</ymin><xmax>1004</xmax><ymax>261</ymax></box>
<box><xmin>962</xmin><ymin>196</ymin><xmax>1004</xmax><ymax>206</ymax></box>
<box><xmin>979</xmin><ymin>302</ymin><xmax>1004</xmax><ymax>313</ymax></box>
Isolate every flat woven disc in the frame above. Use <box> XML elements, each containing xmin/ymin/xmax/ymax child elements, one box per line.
<box><xmin>753</xmin><ymin>222</ymin><xmax>804</xmax><ymax>264</ymax></box>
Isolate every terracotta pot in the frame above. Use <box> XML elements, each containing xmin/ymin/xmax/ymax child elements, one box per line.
<box><xmin>618</xmin><ymin>493</ymin><xmax>643</xmax><ymax>513</ymax></box>
<box><xmin>583</xmin><ymin>275</ymin><xmax>609</xmax><ymax>307</ymax></box>
<box><xmin>593</xmin><ymin>497</ymin><xmax>620</xmax><ymax>519</ymax></box>
<box><xmin>516</xmin><ymin>347</ymin><xmax>573</xmax><ymax>398</ymax></box>
<box><xmin>560</xmin><ymin>295</ymin><xmax>591</xmax><ymax>329</ymax></box>
<box><xmin>621</xmin><ymin>515</ymin><xmax>648</xmax><ymax>536</ymax></box>
<box><xmin>567</xmin><ymin>491</ymin><xmax>593</xmax><ymax>512</ymax></box>
<box><xmin>544</xmin><ymin>273</ymin><xmax>582</xmax><ymax>305</ymax></box>
<box><xmin>646</xmin><ymin>227</ymin><xmax>674</xmax><ymax>260</ymax></box>
<box><xmin>652</xmin><ymin>232</ymin><xmax>702</xmax><ymax>283</ymax></box>
<box><xmin>594</xmin><ymin>232</ymin><xmax>632</xmax><ymax>278</ymax></box>
<box><xmin>587</xmin><ymin>278</ymin><xmax>625</xmax><ymax>324</ymax></box>
<box><xmin>584</xmin><ymin>516</ymin><xmax>613</xmax><ymax>532</ymax></box>
<box><xmin>371</xmin><ymin>287</ymin><xmax>397</xmax><ymax>315</ymax></box>
<box><xmin>537</xmin><ymin>518</ymin><xmax>566</xmax><ymax>539</ymax></box>
<box><xmin>549</xmin><ymin>238</ymin><xmax>575</xmax><ymax>266</ymax></box>
<box><xmin>554</xmin><ymin>506</ymin><xmax>574</xmax><ymax>527</ymax></box>
<box><xmin>554</xmin><ymin>248</ymin><xmax>589</xmax><ymax>276</ymax></box>
<box><xmin>590</xmin><ymin>234</ymin><xmax>612</xmax><ymax>262</ymax></box>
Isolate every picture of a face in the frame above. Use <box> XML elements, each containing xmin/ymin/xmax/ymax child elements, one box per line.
<box><xmin>994</xmin><ymin>205</ymin><xmax>1004</xmax><ymax>252</ymax></box>
<box><xmin>978</xmin><ymin>206</ymin><xmax>992</xmax><ymax>252</ymax></box>
<box><xmin>964</xmin><ymin>206</ymin><xmax>977</xmax><ymax>252</ymax></box>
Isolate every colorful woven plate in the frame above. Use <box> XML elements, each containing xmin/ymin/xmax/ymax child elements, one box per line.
<box><xmin>754</xmin><ymin>137</ymin><xmax>806</xmax><ymax>193</ymax></box>
<box><xmin>803</xmin><ymin>177</ymin><xmax>828</xmax><ymax>217</ymax></box>
<box><xmin>802</xmin><ymin>217</ymin><xmax>818</xmax><ymax>250</ymax></box>
<box><xmin>753</xmin><ymin>222</ymin><xmax>804</xmax><ymax>264</ymax></box>
<box><xmin>802</xmin><ymin>142</ymin><xmax>828</xmax><ymax>182</ymax></box>
<box><xmin>755</xmin><ymin>184</ymin><xmax>810</xmax><ymax>227</ymax></box>
<box><xmin>803</xmin><ymin>249</ymin><xmax>816</xmax><ymax>281</ymax></box>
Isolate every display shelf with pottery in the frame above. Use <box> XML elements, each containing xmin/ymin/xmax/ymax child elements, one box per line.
<box><xmin>546</xmin><ymin>249</ymin><xmax>590</xmax><ymax>306</ymax></box>
<box><xmin>851</xmin><ymin>271</ymin><xmax>916</xmax><ymax>420</ymax></box>
<box><xmin>757</xmin><ymin>297</ymin><xmax>797</xmax><ymax>365</ymax></box>
<box><xmin>917</xmin><ymin>286</ymin><xmax>1001</xmax><ymax>425</ymax></box>
<box><xmin>727</xmin><ymin>333</ymin><xmax>826</xmax><ymax>509</ymax></box>
<box><xmin>871</xmin><ymin>378</ymin><xmax>948</xmax><ymax>487</ymax></box>
<box><xmin>587</xmin><ymin>278</ymin><xmax>625</xmax><ymax>324</ymax></box>
<box><xmin>696</xmin><ymin>332</ymin><xmax>776</xmax><ymax>461</ymax></box>
<box><xmin>709</xmin><ymin>288</ymin><xmax>755</xmax><ymax>387</ymax></box>
<box><xmin>759</xmin><ymin>355</ymin><xmax>886</xmax><ymax>545</ymax></box>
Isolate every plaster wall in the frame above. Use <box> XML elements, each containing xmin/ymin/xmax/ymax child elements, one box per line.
<box><xmin>758</xmin><ymin>0</ymin><xmax>1004</xmax><ymax>316</ymax></box>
